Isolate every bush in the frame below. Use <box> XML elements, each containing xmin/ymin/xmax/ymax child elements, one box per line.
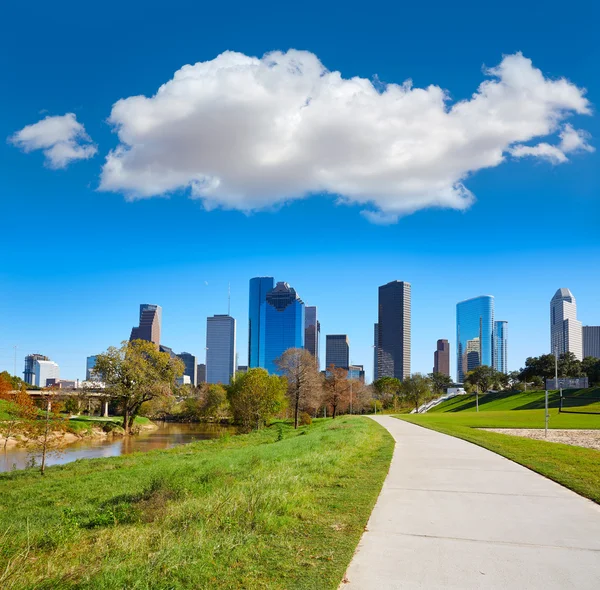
<box><xmin>299</xmin><ymin>412</ymin><xmax>312</xmax><ymax>426</ymax></box>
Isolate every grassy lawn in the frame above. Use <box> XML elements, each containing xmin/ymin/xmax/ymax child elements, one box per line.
<box><xmin>399</xmin><ymin>409</ymin><xmax>600</xmax><ymax>504</ymax></box>
<box><xmin>0</xmin><ymin>417</ymin><xmax>393</xmax><ymax>589</ymax></box>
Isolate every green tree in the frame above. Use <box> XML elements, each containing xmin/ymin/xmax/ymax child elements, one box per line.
<box><xmin>227</xmin><ymin>368</ymin><xmax>286</xmax><ymax>431</ymax></box>
<box><xmin>400</xmin><ymin>373</ymin><xmax>432</xmax><ymax>412</ymax></box>
<box><xmin>276</xmin><ymin>348</ymin><xmax>323</xmax><ymax>428</ymax></box>
<box><xmin>202</xmin><ymin>384</ymin><xmax>229</xmax><ymax>421</ymax></box>
<box><xmin>465</xmin><ymin>365</ymin><xmax>505</xmax><ymax>393</ymax></box>
<box><xmin>372</xmin><ymin>377</ymin><xmax>401</xmax><ymax>409</ymax></box>
<box><xmin>94</xmin><ymin>340</ymin><xmax>184</xmax><ymax>434</ymax></box>
<box><xmin>582</xmin><ymin>356</ymin><xmax>600</xmax><ymax>385</ymax></box>
<box><xmin>427</xmin><ymin>372</ymin><xmax>453</xmax><ymax>396</ymax></box>
<box><xmin>519</xmin><ymin>354</ymin><xmax>556</xmax><ymax>381</ymax></box>
<box><xmin>558</xmin><ymin>352</ymin><xmax>582</xmax><ymax>378</ymax></box>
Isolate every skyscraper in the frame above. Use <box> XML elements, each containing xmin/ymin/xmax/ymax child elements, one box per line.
<box><xmin>206</xmin><ymin>315</ymin><xmax>236</xmax><ymax>385</ymax></box>
<box><xmin>264</xmin><ymin>281</ymin><xmax>305</xmax><ymax>374</ymax></box>
<box><xmin>130</xmin><ymin>304</ymin><xmax>162</xmax><ymax>347</ymax></box>
<box><xmin>34</xmin><ymin>359</ymin><xmax>60</xmax><ymax>387</ymax></box>
<box><xmin>377</xmin><ymin>281</ymin><xmax>411</xmax><ymax>381</ymax></box>
<box><xmin>304</xmin><ymin>306</ymin><xmax>320</xmax><ymax>364</ymax></box>
<box><xmin>326</xmin><ymin>335</ymin><xmax>350</xmax><ymax>369</ymax></box>
<box><xmin>550</xmin><ymin>288</ymin><xmax>583</xmax><ymax>361</ymax></box>
<box><xmin>433</xmin><ymin>339</ymin><xmax>450</xmax><ymax>376</ymax></box>
<box><xmin>456</xmin><ymin>296</ymin><xmax>494</xmax><ymax>383</ymax></box>
<box><xmin>248</xmin><ymin>277</ymin><xmax>274</xmax><ymax>368</ymax></box>
<box><xmin>493</xmin><ymin>321</ymin><xmax>508</xmax><ymax>374</ymax></box>
<box><xmin>583</xmin><ymin>326</ymin><xmax>600</xmax><ymax>359</ymax></box>
<box><xmin>23</xmin><ymin>353</ymin><xmax>49</xmax><ymax>385</ymax></box>
<box><xmin>197</xmin><ymin>363</ymin><xmax>206</xmax><ymax>384</ymax></box>
<box><xmin>373</xmin><ymin>323</ymin><xmax>379</xmax><ymax>381</ymax></box>
<box><xmin>177</xmin><ymin>352</ymin><xmax>197</xmax><ymax>386</ymax></box>
<box><xmin>86</xmin><ymin>355</ymin><xmax>98</xmax><ymax>381</ymax></box>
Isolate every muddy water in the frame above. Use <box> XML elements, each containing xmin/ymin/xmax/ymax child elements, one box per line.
<box><xmin>0</xmin><ymin>422</ymin><xmax>236</xmax><ymax>473</ymax></box>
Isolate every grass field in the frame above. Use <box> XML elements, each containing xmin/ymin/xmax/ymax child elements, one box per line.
<box><xmin>400</xmin><ymin>391</ymin><xmax>600</xmax><ymax>503</ymax></box>
<box><xmin>0</xmin><ymin>417</ymin><xmax>393</xmax><ymax>589</ymax></box>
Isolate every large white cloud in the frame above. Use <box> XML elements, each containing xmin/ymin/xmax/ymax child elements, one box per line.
<box><xmin>99</xmin><ymin>50</ymin><xmax>592</xmax><ymax>221</ymax></box>
<box><xmin>10</xmin><ymin>113</ymin><xmax>97</xmax><ymax>169</ymax></box>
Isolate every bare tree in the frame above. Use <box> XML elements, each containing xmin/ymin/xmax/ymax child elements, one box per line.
<box><xmin>323</xmin><ymin>365</ymin><xmax>351</xmax><ymax>419</ymax></box>
<box><xmin>276</xmin><ymin>348</ymin><xmax>323</xmax><ymax>428</ymax></box>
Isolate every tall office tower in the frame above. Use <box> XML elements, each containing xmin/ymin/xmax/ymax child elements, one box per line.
<box><xmin>550</xmin><ymin>289</ymin><xmax>583</xmax><ymax>361</ymax></box>
<box><xmin>326</xmin><ymin>335</ymin><xmax>350</xmax><ymax>369</ymax></box>
<box><xmin>377</xmin><ymin>281</ymin><xmax>411</xmax><ymax>381</ymax></box>
<box><xmin>34</xmin><ymin>359</ymin><xmax>60</xmax><ymax>387</ymax></box>
<box><xmin>456</xmin><ymin>296</ymin><xmax>494</xmax><ymax>383</ymax></box>
<box><xmin>86</xmin><ymin>355</ymin><xmax>98</xmax><ymax>381</ymax></box>
<box><xmin>248</xmin><ymin>277</ymin><xmax>275</xmax><ymax>367</ymax></box>
<box><xmin>493</xmin><ymin>321</ymin><xmax>508</xmax><ymax>374</ymax></box>
<box><xmin>206</xmin><ymin>314</ymin><xmax>236</xmax><ymax>385</ymax></box>
<box><xmin>373</xmin><ymin>323</ymin><xmax>379</xmax><ymax>381</ymax></box>
<box><xmin>583</xmin><ymin>326</ymin><xmax>600</xmax><ymax>359</ymax></box>
<box><xmin>23</xmin><ymin>353</ymin><xmax>49</xmax><ymax>385</ymax></box>
<box><xmin>264</xmin><ymin>282</ymin><xmax>305</xmax><ymax>374</ymax></box>
<box><xmin>197</xmin><ymin>363</ymin><xmax>206</xmax><ymax>384</ymax></box>
<box><xmin>304</xmin><ymin>306</ymin><xmax>320</xmax><ymax>364</ymax></box>
<box><xmin>433</xmin><ymin>339</ymin><xmax>450</xmax><ymax>376</ymax></box>
<box><xmin>130</xmin><ymin>304</ymin><xmax>162</xmax><ymax>346</ymax></box>
<box><xmin>177</xmin><ymin>352</ymin><xmax>197</xmax><ymax>386</ymax></box>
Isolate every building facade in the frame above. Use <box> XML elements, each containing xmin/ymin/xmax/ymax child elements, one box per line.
<box><xmin>248</xmin><ymin>277</ymin><xmax>274</xmax><ymax>368</ymax></box>
<box><xmin>373</xmin><ymin>323</ymin><xmax>379</xmax><ymax>381</ymax></box>
<box><xmin>197</xmin><ymin>363</ymin><xmax>206</xmax><ymax>384</ymax></box>
<box><xmin>377</xmin><ymin>281</ymin><xmax>411</xmax><ymax>381</ymax></box>
<box><xmin>177</xmin><ymin>352</ymin><xmax>197</xmax><ymax>386</ymax></box>
<box><xmin>433</xmin><ymin>339</ymin><xmax>450</xmax><ymax>376</ymax></box>
<box><xmin>550</xmin><ymin>288</ymin><xmax>583</xmax><ymax>361</ymax></box>
<box><xmin>130</xmin><ymin>303</ymin><xmax>162</xmax><ymax>346</ymax></box>
<box><xmin>326</xmin><ymin>335</ymin><xmax>350</xmax><ymax>369</ymax></box>
<box><xmin>86</xmin><ymin>355</ymin><xmax>98</xmax><ymax>381</ymax></box>
<box><xmin>493</xmin><ymin>320</ymin><xmax>508</xmax><ymax>374</ymax></box>
<box><xmin>583</xmin><ymin>326</ymin><xmax>600</xmax><ymax>359</ymax></box>
<box><xmin>263</xmin><ymin>282</ymin><xmax>305</xmax><ymax>374</ymax></box>
<box><xmin>34</xmin><ymin>359</ymin><xmax>60</xmax><ymax>387</ymax></box>
<box><xmin>23</xmin><ymin>353</ymin><xmax>49</xmax><ymax>385</ymax></box>
<box><xmin>206</xmin><ymin>315</ymin><xmax>236</xmax><ymax>385</ymax></box>
<box><xmin>304</xmin><ymin>306</ymin><xmax>320</xmax><ymax>365</ymax></box>
<box><xmin>456</xmin><ymin>296</ymin><xmax>494</xmax><ymax>383</ymax></box>
<box><xmin>348</xmin><ymin>364</ymin><xmax>365</xmax><ymax>382</ymax></box>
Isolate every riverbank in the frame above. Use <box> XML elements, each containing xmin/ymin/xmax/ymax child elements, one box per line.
<box><xmin>0</xmin><ymin>417</ymin><xmax>393</xmax><ymax>589</ymax></box>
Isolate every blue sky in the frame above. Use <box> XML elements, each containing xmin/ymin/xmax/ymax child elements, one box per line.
<box><xmin>1</xmin><ymin>0</ymin><xmax>598</xmax><ymax>382</ymax></box>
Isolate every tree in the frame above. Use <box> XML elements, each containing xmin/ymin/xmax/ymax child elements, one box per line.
<box><xmin>400</xmin><ymin>373</ymin><xmax>432</xmax><ymax>412</ymax></box>
<box><xmin>465</xmin><ymin>365</ymin><xmax>505</xmax><ymax>393</ymax></box>
<box><xmin>94</xmin><ymin>340</ymin><xmax>184</xmax><ymax>434</ymax></box>
<box><xmin>558</xmin><ymin>352</ymin><xmax>582</xmax><ymax>378</ymax></box>
<box><xmin>227</xmin><ymin>368</ymin><xmax>287</xmax><ymax>431</ymax></box>
<box><xmin>582</xmin><ymin>357</ymin><xmax>600</xmax><ymax>386</ymax></box>
<box><xmin>202</xmin><ymin>384</ymin><xmax>229</xmax><ymax>421</ymax></box>
<box><xmin>32</xmin><ymin>387</ymin><xmax>67</xmax><ymax>475</ymax></box>
<box><xmin>427</xmin><ymin>372</ymin><xmax>453</xmax><ymax>396</ymax></box>
<box><xmin>519</xmin><ymin>354</ymin><xmax>557</xmax><ymax>382</ymax></box>
<box><xmin>372</xmin><ymin>377</ymin><xmax>401</xmax><ymax>410</ymax></box>
<box><xmin>276</xmin><ymin>348</ymin><xmax>323</xmax><ymax>428</ymax></box>
<box><xmin>323</xmin><ymin>366</ymin><xmax>351</xmax><ymax>419</ymax></box>
<box><xmin>0</xmin><ymin>384</ymin><xmax>37</xmax><ymax>450</ymax></box>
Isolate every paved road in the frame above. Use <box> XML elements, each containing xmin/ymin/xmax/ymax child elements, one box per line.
<box><xmin>342</xmin><ymin>416</ymin><xmax>600</xmax><ymax>589</ymax></box>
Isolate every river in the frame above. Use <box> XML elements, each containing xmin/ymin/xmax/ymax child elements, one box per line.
<box><xmin>0</xmin><ymin>422</ymin><xmax>236</xmax><ymax>473</ymax></box>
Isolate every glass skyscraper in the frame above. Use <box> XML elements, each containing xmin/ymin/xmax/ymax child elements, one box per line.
<box><xmin>248</xmin><ymin>277</ymin><xmax>274</xmax><ymax>368</ymax></box>
<box><xmin>206</xmin><ymin>314</ymin><xmax>236</xmax><ymax>385</ymax></box>
<box><xmin>263</xmin><ymin>282</ymin><xmax>305</xmax><ymax>374</ymax></box>
<box><xmin>130</xmin><ymin>303</ymin><xmax>162</xmax><ymax>346</ymax></box>
<box><xmin>493</xmin><ymin>321</ymin><xmax>508</xmax><ymax>374</ymax></box>
<box><xmin>326</xmin><ymin>334</ymin><xmax>350</xmax><ymax>369</ymax></box>
<box><xmin>304</xmin><ymin>306</ymin><xmax>320</xmax><ymax>364</ymax></box>
<box><xmin>456</xmin><ymin>296</ymin><xmax>494</xmax><ymax>383</ymax></box>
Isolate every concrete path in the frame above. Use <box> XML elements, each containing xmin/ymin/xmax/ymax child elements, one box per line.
<box><xmin>342</xmin><ymin>416</ymin><xmax>600</xmax><ymax>589</ymax></box>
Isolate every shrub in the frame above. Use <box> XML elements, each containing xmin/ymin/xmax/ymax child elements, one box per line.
<box><xmin>299</xmin><ymin>412</ymin><xmax>312</xmax><ymax>426</ymax></box>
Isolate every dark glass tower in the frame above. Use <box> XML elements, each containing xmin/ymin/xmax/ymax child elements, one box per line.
<box><xmin>248</xmin><ymin>277</ymin><xmax>274</xmax><ymax>368</ymax></box>
<box><xmin>433</xmin><ymin>339</ymin><xmax>450</xmax><ymax>377</ymax></box>
<box><xmin>304</xmin><ymin>306</ymin><xmax>320</xmax><ymax>364</ymax></box>
<box><xmin>456</xmin><ymin>296</ymin><xmax>494</xmax><ymax>382</ymax></box>
<box><xmin>130</xmin><ymin>304</ymin><xmax>162</xmax><ymax>346</ymax></box>
<box><xmin>264</xmin><ymin>282</ymin><xmax>305</xmax><ymax>374</ymax></box>
<box><xmin>377</xmin><ymin>281</ymin><xmax>411</xmax><ymax>381</ymax></box>
<box><xmin>326</xmin><ymin>335</ymin><xmax>349</xmax><ymax>369</ymax></box>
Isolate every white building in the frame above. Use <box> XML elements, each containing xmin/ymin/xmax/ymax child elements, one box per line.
<box><xmin>550</xmin><ymin>288</ymin><xmax>583</xmax><ymax>361</ymax></box>
<box><xmin>34</xmin><ymin>359</ymin><xmax>60</xmax><ymax>387</ymax></box>
<box><xmin>206</xmin><ymin>314</ymin><xmax>236</xmax><ymax>385</ymax></box>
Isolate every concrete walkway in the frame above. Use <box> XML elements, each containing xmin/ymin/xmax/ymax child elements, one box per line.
<box><xmin>342</xmin><ymin>416</ymin><xmax>600</xmax><ymax>589</ymax></box>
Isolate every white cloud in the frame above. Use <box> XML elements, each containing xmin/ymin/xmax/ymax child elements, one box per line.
<box><xmin>99</xmin><ymin>50</ymin><xmax>592</xmax><ymax>222</ymax></box>
<box><xmin>10</xmin><ymin>113</ymin><xmax>97</xmax><ymax>169</ymax></box>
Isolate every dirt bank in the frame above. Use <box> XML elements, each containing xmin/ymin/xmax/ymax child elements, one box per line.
<box><xmin>482</xmin><ymin>428</ymin><xmax>600</xmax><ymax>451</ymax></box>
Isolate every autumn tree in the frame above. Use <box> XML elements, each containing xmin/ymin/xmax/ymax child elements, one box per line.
<box><xmin>323</xmin><ymin>365</ymin><xmax>351</xmax><ymax>419</ymax></box>
<box><xmin>227</xmin><ymin>368</ymin><xmax>287</xmax><ymax>431</ymax></box>
<box><xmin>1</xmin><ymin>383</ymin><xmax>37</xmax><ymax>450</ymax></box>
<box><xmin>31</xmin><ymin>387</ymin><xmax>67</xmax><ymax>475</ymax></box>
<box><xmin>276</xmin><ymin>348</ymin><xmax>323</xmax><ymax>428</ymax></box>
<box><xmin>400</xmin><ymin>373</ymin><xmax>432</xmax><ymax>413</ymax></box>
<box><xmin>94</xmin><ymin>340</ymin><xmax>184</xmax><ymax>434</ymax></box>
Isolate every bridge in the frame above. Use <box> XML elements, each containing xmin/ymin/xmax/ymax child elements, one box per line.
<box><xmin>10</xmin><ymin>389</ymin><xmax>112</xmax><ymax>417</ymax></box>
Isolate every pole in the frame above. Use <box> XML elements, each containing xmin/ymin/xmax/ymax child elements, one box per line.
<box><xmin>545</xmin><ymin>389</ymin><xmax>549</xmax><ymax>438</ymax></box>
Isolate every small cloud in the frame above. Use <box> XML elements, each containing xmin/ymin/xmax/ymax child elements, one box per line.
<box><xmin>9</xmin><ymin>113</ymin><xmax>97</xmax><ymax>169</ymax></box>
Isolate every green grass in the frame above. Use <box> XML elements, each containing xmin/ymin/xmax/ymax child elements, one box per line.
<box><xmin>398</xmin><ymin>411</ymin><xmax>600</xmax><ymax>504</ymax></box>
<box><xmin>432</xmin><ymin>387</ymin><xmax>600</xmax><ymax>414</ymax></box>
<box><xmin>0</xmin><ymin>417</ymin><xmax>393</xmax><ymax>589</ymax></box>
